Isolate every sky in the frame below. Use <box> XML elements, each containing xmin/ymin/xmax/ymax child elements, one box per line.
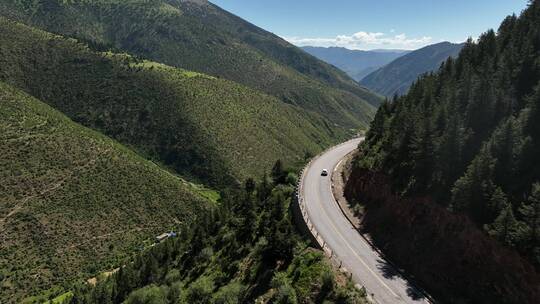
<box><xmin>210</xmin><ymin>0</ymin><xmax>530</xmax><ymax>50</ymax></box>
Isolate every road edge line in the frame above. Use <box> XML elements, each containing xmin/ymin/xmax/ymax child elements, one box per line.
<box><xmin>329</xmin><ymin>143</ymin><xmax>437</xmax><ymax>304</ymax></box>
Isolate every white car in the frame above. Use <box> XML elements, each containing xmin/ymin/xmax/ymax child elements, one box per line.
<box><xmin>321</xmin><ymin>169</ymin><xmax>329</xmax><ymax>176</ymax></box>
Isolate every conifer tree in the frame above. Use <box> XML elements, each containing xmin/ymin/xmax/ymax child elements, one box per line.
<box><xmin>520</xmin><ymin>183</ymin><xmax>540</xmax><ymax>244</ymax></box>
<box><xmin>451</xmin><ymin>147</ymin><xmax>496</xmax><ymax>223</ymax></box>
<box><xmin>271</xmin><ymin>160</ymin><xmax>286</xmax><ymax>184</ymax></box>
<box><xmin>488</xmin><ymin>204</ymin><xmax>519</xmax><ymax>246</ymax></box>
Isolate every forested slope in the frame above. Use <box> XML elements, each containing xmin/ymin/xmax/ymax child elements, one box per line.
<box><xmin>347</xmin><ymin>1</ymin><xmax>540</xmax><ymax>303</ymax></box>
<box><xmin>0</xmin><ymin>0</ymin><xmax>380</xmax><ymax>129</ymax></box>
<box><xmin>0</xmin><ymin>82</ymin><xmax>211</xmax><ymax>303</ymax></box>
<box><xmin>0</xmin><ymin>18</ymin><xmax>338</xmax><ymax>185</ymax></box>
<box><xmin>360</xmin><ymin>42</ymin><xmax>464</xmax><ymax>97</ymax></box>
<box><xmin>64</xmin><ymin>171</ymin><xmax>368</xmax><ymax>304</ymax></box>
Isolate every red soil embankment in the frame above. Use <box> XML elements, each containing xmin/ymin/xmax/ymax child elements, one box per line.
<box><xmin>345</xmin><ymin>168</ymin><xmax>540</xmax><ymax>304</ymax></box>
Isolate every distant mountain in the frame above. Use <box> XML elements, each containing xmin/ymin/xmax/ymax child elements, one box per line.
<box><xmin>0</xmin><ymin>0</ymin><xmax>380</xmax><ymax>130</ymax></box>
<box><xmin>302</xmin><ymin>46</ymin><xmax>409</xmax><ymax>81</ymax></box>
<box><xmin>360</xmin><ymin>42</ymin><xmax>464</xmax><ymax>97</ymax></box>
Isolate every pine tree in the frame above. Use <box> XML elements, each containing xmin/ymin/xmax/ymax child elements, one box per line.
<box><xmin>245</xmin><ymin>178</ymin><xmax>256</xmax><ymax>195</ymax></box>
<box><xmin>520</xmin><ymin>183</ymin><xmax>540</xmax><ymax>244</ymax></box>
<box><xmin>488</xmin><ymin>204</ymin><xmax>519</xmax><ymax>246</ymax></box>
<box><xmin>451</xmin><ymin>147</ymin><xmax>497</xmax><ymax>223</ymax></box>
<box><xmin>435</xmin><ymin>113</ymin><xmax>464</xmax><ymax>195</ymax></box>
<box><xmin>257</xmin><ymin>173</ymin><xmax>272</xmax><ymax>203</ymax></box>
<box><xmin>489</xmin><ymin>118</ymin><xmax>518</xmax><ymax>189</ymax></box>
<box><xmin>409</xmin><ymin>116</ymin><xmax>435</xmax><ymax>192</ymax></box>
<box><xmin>271</xmin><ymin>160</ymin><xmax>286</xmax><ymax>184</ymax></box>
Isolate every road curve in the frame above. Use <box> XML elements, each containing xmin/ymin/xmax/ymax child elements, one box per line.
<box><xmin>300</xmin><ymin>138</ymin><xmax>431</xmax><ymax>304</ymax></box>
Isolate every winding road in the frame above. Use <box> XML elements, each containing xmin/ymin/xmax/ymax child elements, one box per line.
<box><xmin>300</xmin><ymin>138</ymin><xmax>431</xmax><ymax>304</ymax></box>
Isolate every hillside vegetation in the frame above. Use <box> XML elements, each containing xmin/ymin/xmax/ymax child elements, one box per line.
<box><xmin>67</xmin><ymin>168</ymin><xmax>368</xmax><ymax>304</ymax></box>
<box><xmin>0</xmin><ymin>18</ymin><xmax>339</xmax><ymax>185</ymax></box>
<box><xmin>0</xmin><ymin>0</ymin><xmax>380</xmax><ymax>129</ymax></box>
<box><xmin>0</xmin><ymin>81</ymin><xmax>211</xmax><ymax>303</ymax></box>
<box><xmin>360</xmin><ymin>42</ymin><xmax>464</xmax><ymax>97</ymax></box>
<box><xmin>347</xmin><ymin>2</ymin><xmax>540</xmax><ymax>302</ymax></box>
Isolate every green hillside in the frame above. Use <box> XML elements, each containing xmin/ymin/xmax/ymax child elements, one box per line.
<box><xmin>0</xmin><ymin>81</ymin><xmax>212</xmax><ymax>303</ymax></box>
<box><xmin>348</xmin><ymin>2</ymin><xmax>540</xmax><ymax>302</ymax></box>
<box><xmin>0</xmin><ymin>0</ymin><xmax>379</xmax><ymax>130</ymax></box>
<box><xmin>360</xmin><ymin>42</ymin><xmax>464</xmax><ymax>97</ymax></box>
<box><xmin>67</xmin><ymin>168</ymin><xmax>367</xmax><ymax>304</ymax></box>
<box><xmin>0</xmin><ymin>18</ymin><xmax>339</xmax><ymax>186</ymax></box>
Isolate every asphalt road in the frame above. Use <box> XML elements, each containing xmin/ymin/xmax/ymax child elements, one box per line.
<box><xmin>301</xmin><ymin>138</ymin><xmax>431</xmax><ymax>304</ymax></box>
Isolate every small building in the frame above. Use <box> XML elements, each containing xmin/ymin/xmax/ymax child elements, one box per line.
<box><xmin>155</xmin><ymin>233</ymin><xmax>169</xmax><ymax>243</ymax></box>
<box><xmin>155</xmin><ymin>231</ymin><xmax>177</xmax><ymax>243</ymax></box>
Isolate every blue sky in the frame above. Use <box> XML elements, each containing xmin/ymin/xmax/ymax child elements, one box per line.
<box><xmin>210</xmin><ymin>0</ymin><xmax>529</xmax><ymax>50</ymax></box>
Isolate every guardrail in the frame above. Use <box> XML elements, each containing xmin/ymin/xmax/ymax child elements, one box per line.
<box><xmin>295</xmin><ymin>137</ymin><xmax>437</xmax><ymax>304</ymax></box>
<box><xmin>294</xmin><ymin>138</ymin><xmax>372</xmax><ymax>299</ymax></box>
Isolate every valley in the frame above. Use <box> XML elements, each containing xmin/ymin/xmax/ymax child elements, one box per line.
<box><xmin>1</xmin><ymin>0</ymin><xmax>538</xmax><ymax>303</ymax></box>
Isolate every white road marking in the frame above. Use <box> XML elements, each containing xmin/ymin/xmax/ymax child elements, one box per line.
<box><xmin>301</xmin><ymin>139</ymin><xmax>432</xmax><ymax>304</ymax></box>
<box><xmin>311</xmin><ymin>159</ymin><xmax>400</xmax><ymax>299</ymax></box>
<box><xmin>334</xmin><ymin>159</ymin><xmax>344</xmax><ymax>172</ymax></box>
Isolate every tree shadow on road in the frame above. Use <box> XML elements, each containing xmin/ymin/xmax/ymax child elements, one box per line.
<box><xmin>407</xmin><ymin>285</ymin><xmax>426</xmax><ymax>301</ymax></box>
<box><xmin>376</xmin><ymin>258</ymin><xmax>427</xmax><ymax>301</ymax></box>
<box><xmin>376</xmin><ymin>258</ymin><xmax>399</xmax><ymax>279</ymax></box>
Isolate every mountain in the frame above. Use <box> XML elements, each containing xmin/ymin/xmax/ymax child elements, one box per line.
<box><xmin>0</xmin><ymin>0</ymin><xmax>381</xmax><ymax>130</ymax></box>
<box><xmin>0</xmin><ymin>1</ymin><xmax>379</xmax><ymax>302</ymax></box>
<box><xmin>346</xmin><ymin>1</ymin><xmax>540</xmax><ymax>303</ymax></box>
<box><xmin>302</xmin><ymin>46</ymin><xmax>409</xmax><ymax>81</ymax></box>
<box><xmin>0</xmin><ymin>11</ymin><xmax>374</xmax><ymax>302</ymax></box>
<box><xmin>360</xmin><ymin>42</ymin><xmax>464</xmax><ymax>97</ymax></box>
<box><xmin>0</xmin><ymin>81</ymin><xmax>213</xmax><ymax>303</ymax></box>
<box><xmin>0</xmin><ymin>17</ymin><xmax>341</xmax><ymax>186</ymax></box>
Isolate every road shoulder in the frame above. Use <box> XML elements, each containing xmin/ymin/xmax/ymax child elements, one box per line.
<box><xmin>331</xmin><ymin>149</ymin><xmax>362</xmax><ymax>229</ymax></box>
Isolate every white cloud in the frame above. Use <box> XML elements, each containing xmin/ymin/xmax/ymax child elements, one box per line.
<box><xmin>283</xmin><ymin>31</ymin><xmax>433</xmax><ymax>50</ymax></box>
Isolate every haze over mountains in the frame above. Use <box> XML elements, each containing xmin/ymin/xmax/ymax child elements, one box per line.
<box><xmin>301</xmin><ymin>46</ymin><xmax>409</xmax><ymax>81</ymax></box>
<box><xmin>303</xmin><ymin>42</ymin><xmax>464</xmax><ymax>98</ymax></box>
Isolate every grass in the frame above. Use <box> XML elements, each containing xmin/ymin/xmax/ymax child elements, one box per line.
<box><xmin>0</xmin><ymin>81</ymin><xmax>212</xmax><ymax>303</ymax></box>
<box><xmin>0</xmin><ymin>17</ymin><xmax>342</xmax><ymax>186</ymax></box>
<box><xmin>44</xmin><ymin>291</ymin><xmax>73</xmax><ymax>304</ymax></box>
<box><xmin>188</xmin><ymin>183</ymin><xmax>221</xmax><ymax>204</ymax></box>
<box><xmin>0</xmin><ymin>0</ymin><xmax>379</xmax><ymax>129</ymax></box>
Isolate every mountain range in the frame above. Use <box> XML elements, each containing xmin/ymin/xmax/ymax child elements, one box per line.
<box><xmin>302</xmin><ymin>42</ymin><xmax>464</xmax><ymax>98</ymax></box>
<box><xmin>2</xmin><ymin>0</ymin><xmax>536</xmax><ymax>303</ymax></box>
<box><xmin>360</xmin><ymin>41</ymin><xmax>464</xmax><ymax>97</ymax></box>
<box><xmin>0</xmin><ymin>0</ymin><xmax>380</xmax><ymax>302</ymax></box>
<box><xmin>0</xmin><ymin>0</ymin><xmax>380</xmax><ymax>128</ymax></box>
<box><xmin>301</xmin><ymin>46</ymin><xmax>409</xmax><ymax>81</ymax></box>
